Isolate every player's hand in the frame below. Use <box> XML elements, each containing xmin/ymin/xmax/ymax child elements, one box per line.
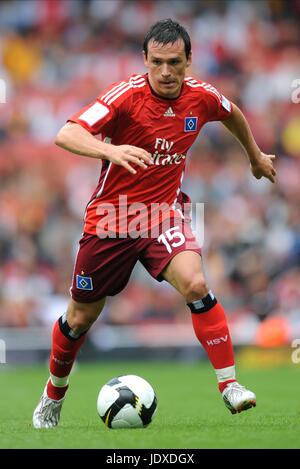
<box><xmin>105</xmin><ymin>144</ymin><xmax>153</xmax><ymax>175</ymax></box>
<box><xmin>250</xmin><ymin>152</ymin><xmax>277</xmax><ymax>183</ymax></box>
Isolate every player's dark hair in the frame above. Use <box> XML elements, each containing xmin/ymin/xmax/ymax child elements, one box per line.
<box><xmin>143</xmin><ymin>19</ymin><xmax>191</xmax><ymax>59</ymax></box>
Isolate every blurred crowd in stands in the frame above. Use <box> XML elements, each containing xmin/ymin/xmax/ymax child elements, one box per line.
<box><xmin>0</xmin><ymin>0</ymin><xmax>300</xmax><ymax>345</ymax></box>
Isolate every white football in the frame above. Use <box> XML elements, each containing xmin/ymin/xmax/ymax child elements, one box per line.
<box><xmin>97</xmin><ymin>374</ymin><xmax>157</xmax><ymax>429</ymax></box>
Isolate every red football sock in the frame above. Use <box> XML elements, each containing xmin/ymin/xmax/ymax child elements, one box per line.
<box><xmin>47</xmin><ymin>317</ymin><xmax>86</xmax><ymax>399</ymax></box>
<box><xmin>47</xmin><ymin>381</ymin><xmax>69</xmax><ymax>400</ymax></box>
<box><xmin>188</xmin><ymin>293</ymin><xmax>235</xmax><ymax>384</ymax></box>
<box><xmin>218</xmin><ymin>379</ymin><xmax>236</xmax><ymax>393</ymax></box>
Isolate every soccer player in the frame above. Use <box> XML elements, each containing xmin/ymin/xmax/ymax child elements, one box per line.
<box><xmin>33</xmin><ymin>19</ymin><xmax>276</xmax><ymax>428</ymax></box>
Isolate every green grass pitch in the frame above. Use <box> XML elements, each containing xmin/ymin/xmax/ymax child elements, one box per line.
<box><xmin>0</xmin><ymin>360</ymin><xmax>299</xmax><ymax>449</ymax></box>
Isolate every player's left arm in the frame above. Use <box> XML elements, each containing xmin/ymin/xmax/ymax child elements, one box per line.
<box><xmin>221</xmin><ymin>103</ymin><xmax>277</xmax><ymax>183</ymax></box>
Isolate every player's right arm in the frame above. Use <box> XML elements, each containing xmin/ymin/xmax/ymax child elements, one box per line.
<box><xmin>55</xmin><ymin>122</ymin><xmax>152</xmax><ymax>175</ymax></box>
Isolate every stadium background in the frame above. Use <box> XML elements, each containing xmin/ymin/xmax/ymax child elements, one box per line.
<box><xmin>0</xmin><ymin>0</ymin><xmax>300</xmax><ymax>362</ymax></box>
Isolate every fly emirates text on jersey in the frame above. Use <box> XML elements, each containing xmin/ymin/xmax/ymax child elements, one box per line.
<box><xmin>152</xmin><ymin>138</ymin><xmax>186</xmax><ymax>165</ymax></box>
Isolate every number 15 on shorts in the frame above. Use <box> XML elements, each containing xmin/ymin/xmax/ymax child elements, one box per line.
<box><xmin>157</xmin><ymin>226</ymin><xmax>185</xmax><ymax>253</ymax></box>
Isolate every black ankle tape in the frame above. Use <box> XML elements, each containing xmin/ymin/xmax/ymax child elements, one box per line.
<box><xmin>187</xmin><ymin>291</ymin><xmax>217</xmax><ymax>313</ymax></box>
<box><xmin>58</xmin><ymin>314</ymin><xmax>87</xmax><ymax>341</ymax></box>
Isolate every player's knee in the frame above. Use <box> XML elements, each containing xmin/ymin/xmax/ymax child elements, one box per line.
<box><xmin>68</xmin><ymin>313</ymin><xmax>93</xmax><ymax>335</ymax></box>
<box><xmin>67</xmin><ymin>300</ymin><xmax>103</xmax><ymax>334</ymax></box>
<box><xmin>183</xmin><ymin>275</ymin><xmax>209</xmax><ymax>303</ymax></box>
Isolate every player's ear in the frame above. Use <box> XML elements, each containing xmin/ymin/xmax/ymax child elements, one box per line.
<box><xmin>143</xmin><ymin>51</ymin><xmax>148</xmax><ymax>67</ymax></box>
<box><xmin>187</xmin><ymin>52</ymin><xmax>192</xmax><ymax>68</ymax></box>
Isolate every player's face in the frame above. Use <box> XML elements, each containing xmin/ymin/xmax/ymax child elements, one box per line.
<box><xmin>144</xmin><ymin>39</ymin><xmax>191</xmax><ymax>98</ymax></box>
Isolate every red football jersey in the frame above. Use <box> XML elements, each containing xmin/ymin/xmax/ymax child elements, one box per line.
<box><xmin>68</xmin><ymin>74</ymin><xmax>232</xmax><ymax>236</ymax></box>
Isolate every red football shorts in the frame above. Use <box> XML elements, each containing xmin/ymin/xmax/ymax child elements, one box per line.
<box><xmin>70</xmin><ymin>222</ymin><xmax>201</xmax><ymax>302</ymax></box>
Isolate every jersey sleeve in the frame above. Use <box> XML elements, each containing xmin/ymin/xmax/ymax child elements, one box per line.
<box><xmin>67</xmin><ymin>81</ymin><xmax>132</xmax><ymax>135</ymax></box>
<box><xmin>202</xmin><ymin>83</ymin><xmax>233</xmax><ymax>122</ymax></box>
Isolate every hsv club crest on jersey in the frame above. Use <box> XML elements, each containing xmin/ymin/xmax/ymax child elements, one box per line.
<box><xmin>184</xmin><ymin>116</ymin><xmax>198</xmax><ymax>132</ymax></box>
<box><xmin>68</xmin><ymin>74</ymin><xmax>232</xmax><ymax>236</ymax></box>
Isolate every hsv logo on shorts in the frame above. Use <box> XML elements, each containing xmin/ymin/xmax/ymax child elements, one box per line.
<box><xmin>184</xmin><ymin>117</ymin><xmax>198</xmax><ymax>132</ymax></box>
<box><xmin>76</xmin><ymin>275</ymin><xmax>93</xmax><ymax>290</ymax></box>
